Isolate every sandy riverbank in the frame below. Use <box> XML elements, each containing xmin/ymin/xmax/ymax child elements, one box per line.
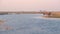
<box><xmin>33</xmin><ymin>16</ymin><xmax>60</xmax><ymax>20</ymax></box>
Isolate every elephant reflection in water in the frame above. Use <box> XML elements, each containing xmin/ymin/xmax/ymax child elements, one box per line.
<box><xmin>0</xmin><ymin>20</ymin><xmax>13</xmax><ymax>31</ymax></box>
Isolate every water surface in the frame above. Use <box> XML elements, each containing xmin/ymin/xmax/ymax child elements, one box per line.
<box><xmin>0</xmin><ymin>14</ymin><xmax>60</xmax><ymax>34</ymax></box>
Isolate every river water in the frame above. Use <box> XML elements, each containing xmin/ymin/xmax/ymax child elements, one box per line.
<box><xmin>0</xmin><ymin>14</ymin><xmax>60</xmax><ymax>34</ymax></box>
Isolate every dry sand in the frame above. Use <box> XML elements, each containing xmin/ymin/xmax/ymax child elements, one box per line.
<box><xmin>33</xmin><ymin>16</ymin><xmax>60</xmax><ymax>20</ymax></box>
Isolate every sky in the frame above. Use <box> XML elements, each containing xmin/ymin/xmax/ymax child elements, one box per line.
<box><xmin>0</xmin><ymin>0</ymin><xmax>60</xmax><ymax>11</ymax></box>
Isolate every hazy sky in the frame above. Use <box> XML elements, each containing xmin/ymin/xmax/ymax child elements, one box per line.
<box><xmin>0</xmin><ymin>0</ymin><xmax>60</xmax><ymax>11</ymax></box>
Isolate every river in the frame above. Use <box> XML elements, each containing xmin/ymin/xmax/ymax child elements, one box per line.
<box><xmin>0</xmin><ymin>14</ymin><xmax>60</xmax><ymax>34</ymax></box>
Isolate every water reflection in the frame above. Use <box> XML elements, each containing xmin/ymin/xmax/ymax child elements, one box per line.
<box><xmin>0</xmin><ymin>14</ymin><xmax>60</xmax><ymax>34</ymax></box>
